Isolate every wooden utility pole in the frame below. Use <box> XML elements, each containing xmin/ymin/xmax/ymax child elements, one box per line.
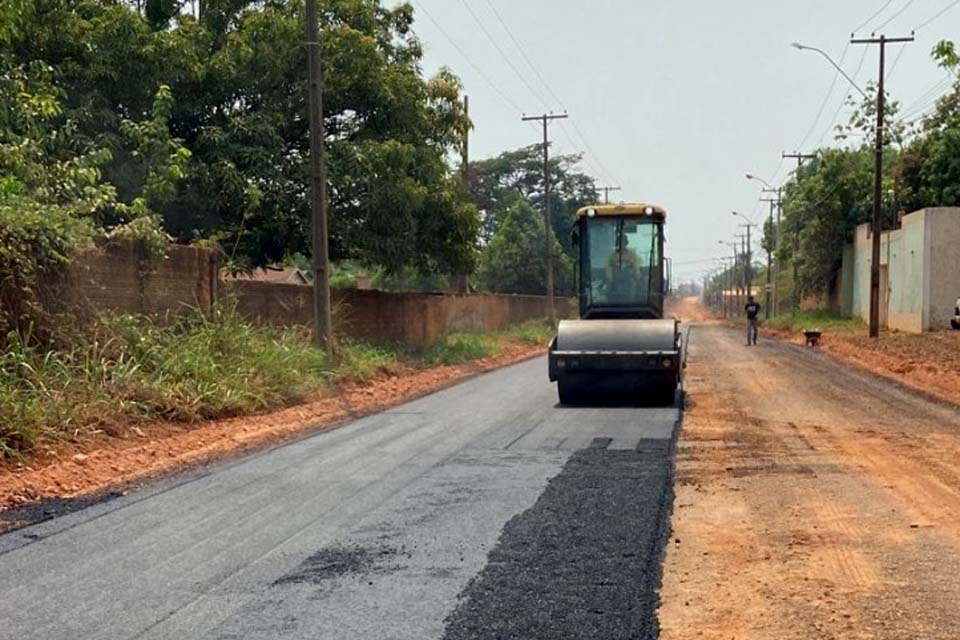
<box><xmin>521</xmin><ymin>112</ymin><xmax>568</xmax><ymax>323</ymax></box>
<box><xmin>851</xmin><ymin>34</ymin><xmax>913</xmax><ymax>338</ymax></box>
<box><xmin>599</xmin><ymin>186</ymin><xmax>621</xmax><ymax>204</ymax></box>
<box><xmin>304</xmin><ymin>0</ymin><xmax>333</xmax><ymax>356</ymax></box>
<box><xmin>461</xmin><ymin>95</ymin><xmax>470</xmax><ymax>183</ymax></box>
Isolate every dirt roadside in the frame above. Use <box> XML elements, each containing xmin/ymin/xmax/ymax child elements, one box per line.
<box><xmin>660</xmin><ymin>302</ymin><xmax>960</xmax><ymax>639</ymax></box>
<box><xmin>0</xmin><ymin>340</ymin><xmax>544</xmax><ymax>527</ymax></box>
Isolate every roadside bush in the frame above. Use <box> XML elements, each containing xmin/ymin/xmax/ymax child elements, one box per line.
<box><xmin>505</xmin><ymin>319</ymin><xmax>555</xmax><ymax>345</ymax></box>
<box><xmin>336</xmin><ymin>341</ymin><xmax>402</xmax><ymax>381</ymax></box>
<box><xmin>424</xmin><ymin>331</ymin><xmax>500</xmax><ymax>365</ymax></box>
<box><xmin>0</xmin><ymin>307</ymin><xmax>330</xmax><ymax>458</ymax></box>
<box><xmin>766</xmin><ymin>309</ymin><xmax>864</xmax><ymax>333</ymax></box>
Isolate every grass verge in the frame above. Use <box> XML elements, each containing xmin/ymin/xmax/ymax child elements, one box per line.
<box><xmin>0</xmin><ymin>312</ymin><xmax>554</xmax><ymax>460</ymax></box>
<box><xmin>765</xmin><ymin>310</ymin><xmax>864</xmax><ymax>333</ymax></box>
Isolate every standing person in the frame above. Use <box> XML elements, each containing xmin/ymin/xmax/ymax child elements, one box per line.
<box><xmin>745</xmin><ymin>295</ymin><xmax>761</xmax><ymax>346</ymax></box>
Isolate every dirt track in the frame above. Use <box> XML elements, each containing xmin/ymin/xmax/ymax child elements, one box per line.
<box><xmin>660</xmin><ymin>315</ymin><xmax>960</xmax><ymax>639</ymax></box>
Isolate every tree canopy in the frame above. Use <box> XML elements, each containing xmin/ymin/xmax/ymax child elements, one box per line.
<box><xmin>4</xmin><ymin>0</ymin><xmax>478</xmax><ymax>274</ymax></box>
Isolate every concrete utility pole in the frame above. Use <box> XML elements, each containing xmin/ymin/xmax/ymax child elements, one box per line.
<box><xmin>599</xmin><ymin>186</ymin><xmax>621</xmax><ymax>204</ymax></box>
<box><xmin>304</xmin><ymin>0</ymin><xmax>333</xmax><ymax>356</ymax></box>
<box><xmin>738</xmin><ymin>224</ymin><xmax>752</xmax><ymax>296</ymax></box>
<box><xmin>851</xmin><ymin>34</ymin><xmax>913</xmax><ymax>338</ymax></box>
<box><xmin>760</xmin><ymin>197</ymin><xmax>778</xmax><ymax>318</ymax></box>
<box><xmin>736</xmin><ymin>233</ymin><xmax>748</xmax><ymax>309</ymax></box>
<box><xmin>521</xmin><ymin>112</ymin><xmax>568</xmax><ymax>323</ymax></box>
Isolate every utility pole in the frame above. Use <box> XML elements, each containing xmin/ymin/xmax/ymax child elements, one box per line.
<box><xmin>782</xmin><ymin>151</ymin><xmax>816</xmax><ymax>171</ymax></box>
<box><xmin>448</xmin><ymin>95</ymin><xmax>470</xmax><ymax>294</ymax></box>
<box><xmin>739</xmin><ymin>225</ymin><xmax>752</xmax><ymax>298</ymax></box>
<box><xmin>304</xmin><ymin>0</ymin><xmax>332</xmax><ymax>356</ymax></box>
<box><xmin>760</xmin><ymin>197</ymin><xmax>778</xmax><ymax>319</ymax></box>
<box><xmin>599</xmin><ymin>186</ymin><xmax>621</xmax><ymax>204</ymax></box>
<box><xmin>851</xmin><ymin>33</ymin><xmax>913</xmax><ymax>338</ymax></box>
<box><xmin>736</xmin><ymin>233</ymin><xmax>748</xmax><ymax>309</ymax></box>
<box><xmin>521</xmin><ymin>112</ymin><xmax>568</xmax><ymax>323</ymax></box>
<box><xmin>461</xmin><ymin>95</ymin><xmax>469</xmax><ymax>184</ymax></box>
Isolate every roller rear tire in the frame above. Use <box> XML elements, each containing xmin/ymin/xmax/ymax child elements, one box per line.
<box><xmin>557</xmin><ymin>378</ymin><xmax>583</xmax><ymax>405</ymax></box>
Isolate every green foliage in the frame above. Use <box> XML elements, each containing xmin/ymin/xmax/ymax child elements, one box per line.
<box><xmin>766</xmin><ymin>309</ymin><xmax>864</xmax><ymax>333</ymax></box>
<box><xmin>505</xmin><ymin>319</ymin><xmax>555</xmax><ymax>344</ymax></box>
<box><xmin>776</xmin><ymin>149</ymin><xmax>873</xmax><ymax>301</ymax></box>
<box><xmin>336</xmin><ymin>340</ymin><xmax>400</xmax><ymax>380</ymax></box>
<box><xmin>0</xmin><ymin>307</ymin><xmax>331</xmax><ymax>458</ymax></box>
<box><xmin>7</xmin><ymin>0</ymin><xmax>479</xmax><ymax>275</ymax></box>
<box><xmin>477</xmin><ymin>200</ymin><xmax>573</xmax><ymax>295</ymax></box>
<box><xmin>423</xmin><ymin>331</ymin><xmax>500</xmax><ymax>365</ymax></box>
<box><xmin>468</xmin><ymin>143</ymin><xmax>598</xmax><ymax>251</ymax></box>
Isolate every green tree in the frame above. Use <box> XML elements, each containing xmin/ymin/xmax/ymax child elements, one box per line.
<box><xmin>477</xmin><ymin>200</ymin><xmax>572</xmax><ymax>295</ymax></box>
<box><xmin>468</xmin><ymin>144</ymin><xmax>598</xmax><ymax>252</ymax></box>
<box><xmin>8</xmin><ymin>0</ymin><xmax>478</xmax><ymax>274</ymax></box>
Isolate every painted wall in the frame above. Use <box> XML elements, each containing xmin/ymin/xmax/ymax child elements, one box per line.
<box><xmin>927</xmin><ymin>208</ymin><xmax>960</xmax><ymax>329</ymax></box>
<box><xmin>843</xmin><ymin>207</ymin><xmax>960</xmax><ymax>332</ymax></box>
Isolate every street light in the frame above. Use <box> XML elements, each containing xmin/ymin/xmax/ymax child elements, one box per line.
<box><xmin>791</xmin><ymin>42</ymin><xmax>867</xmax><ymax>99</ymax></box>
<box><xmin>731</xmin><ymin>210</ymin><xmax>757</xmax><ymax>227</ymax></box>
<box><xmin>745</xmin><ymin>173</ymin><xmax>772</xmax><ymax>189</ymax></box>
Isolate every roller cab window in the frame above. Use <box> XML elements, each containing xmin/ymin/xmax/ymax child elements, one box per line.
<box><xmin>579</xmin><ymin>216</ymin><xmax>663</xmax><ymax>318</ymax></box>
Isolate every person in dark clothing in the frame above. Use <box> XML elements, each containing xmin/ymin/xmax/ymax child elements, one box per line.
<box><xmin>744</xmin><ymin>295</ymin><xmax>760</xmax><ymax>345</ymax></box>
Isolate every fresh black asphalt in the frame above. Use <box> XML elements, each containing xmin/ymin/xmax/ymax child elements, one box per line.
<box><xmin>441</xmin><ymin>440</ymin><xmax>675</xmax><ymax>640</ymax></box>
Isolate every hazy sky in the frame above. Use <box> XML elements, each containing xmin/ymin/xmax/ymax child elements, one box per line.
<box><xmin>401</xmin><ymin>0</ymin><xmax>960</xmax><ymax>282</ymax></box>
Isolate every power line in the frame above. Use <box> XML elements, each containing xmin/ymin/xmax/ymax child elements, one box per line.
<box><xmin>885</xmin><ymin>43</ymin><xmax>907</xmax><ymax>80</ymax></box>
<box><xmin>458</xmin><ymin>0</ymin><xmax>552</xmax><ymax>111</ymax></box>
<box><xmin>874</xmin><ymin>0</ymin><xmax>918</xmax><ymax>31</ymax></box>
<box><xmin>796</xmin><ymin>43</ymin><xmax>850</xmax><ymax>150</ymax></box>
<box><xmin>816</xmin><ymin>46</ymin><xmax>870</xmax><ymax>147</ymax></box>
<box><xmin>412</xmin><ymin>1</ymin><xmax>524</xmax><ymax>114</ymax></box>
<box><xmin>914</xmin><ymin>0</ymin><xmax>960</xmax><ymax>31</ymax></box>
<box><xmin>476</xmin><ymin>1</ymin><xmax>619</xmax><ymax>185</ymax></box>
<box><xmin>853</xmin><ymin>0</ymin><xmax>897</xmax><ymax>34</ymax></box>
<box><xmin>562</xmin><ymin>120</ymin><xmax>619</xmax><ymax>185</ymax></box>
<box><xmin>483</xmin><ymin>0</ymin><xmax>566</xmax><ymax>109</ymax></box>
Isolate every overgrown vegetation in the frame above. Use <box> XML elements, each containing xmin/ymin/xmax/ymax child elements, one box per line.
<box><xmin>766</xmin><ymin>310</ymin><xmax>865</xmax><ymax>333</ymax></box>
<box><xmin>0</xmin><ymin>310</ymin><xmax>552</xmax><ymax>460</ymax></box>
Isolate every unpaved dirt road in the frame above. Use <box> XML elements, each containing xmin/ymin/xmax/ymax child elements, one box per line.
<box><xmin>660</xmin><ymin>320</ymin><xmax>960</xmax><ymax>639</ymax></box>
<box><xmin>0</xmin><ymin>357</ymin><xmax>678</xmax><ymax>640</ymax></box>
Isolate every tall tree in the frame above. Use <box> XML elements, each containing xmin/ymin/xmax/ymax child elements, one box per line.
<box><xmin>7</xmin><ymin>0</ymin><xmax>479</xmax><ymax>274</ymax></box>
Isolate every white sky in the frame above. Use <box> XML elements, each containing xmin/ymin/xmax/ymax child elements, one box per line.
<box><xmin>400</xmin><ymin>0</ymin><xmax>960</xmax><ymax>283</ymax></box>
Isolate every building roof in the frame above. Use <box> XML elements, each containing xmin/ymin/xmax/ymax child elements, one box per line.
<box><xmin>231</xmin><ymin>267</ymin><xmax>311</xmax><ymax>285</ymax></box>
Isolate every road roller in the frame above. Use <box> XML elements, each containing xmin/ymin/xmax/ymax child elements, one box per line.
<box><xmin>548</xmin><ymin>203</ymin><xmax>682</xmax><ymax>405</ymax></box>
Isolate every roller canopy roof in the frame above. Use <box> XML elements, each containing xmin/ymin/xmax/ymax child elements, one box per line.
<box><xmin>575</xmin><ymin>203</ymin><xmax>666</xmax><ymax>218</ymax></box>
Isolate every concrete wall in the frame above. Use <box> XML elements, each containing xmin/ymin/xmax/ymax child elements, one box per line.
<box><xmin>928</xmin><ymin>208</ymin><xmax>960</xmax><ymax>329</ymax></box>
<box><xmin>44</xmin><ymin>240</ymin><xmax>564</xmax><ymax>347</ymax></box>
<box><xmin>229</xmin><ymin>280</ymin><xmax>570</xmax><ymax>346</ymax></box>
<box><xmin>843</xmin><ymin>207</ymin><xmax>960</xmax><ymax>332</ymax></box>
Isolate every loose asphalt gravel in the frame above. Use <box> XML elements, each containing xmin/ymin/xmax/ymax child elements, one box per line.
<box><xmin>0</xmin><ymin>356</ymin><xmax>680</xmax><ymax>640</ymax></box>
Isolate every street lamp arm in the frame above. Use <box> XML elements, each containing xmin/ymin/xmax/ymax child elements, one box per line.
<box><xmin>791</xmin><ymin>42</ymin><xmax>868</xmax><ymax>99</ymax></box>
<box><xmin>745</xmin><ymin>173</ymin><xmax>773</xmax><ymax>189</ymax></box>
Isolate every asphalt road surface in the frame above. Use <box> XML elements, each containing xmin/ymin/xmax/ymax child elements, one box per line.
<box><xmin>0</xmin><ymin>356</ymin><xmax>680</xmax><ymax>640</ymax></box>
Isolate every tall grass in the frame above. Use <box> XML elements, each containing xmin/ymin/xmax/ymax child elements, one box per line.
<box><xmin>0</xmin><ymin>313</ymin><xmax>554</xmax><ymax>459</ymax></box>
<box><xmin>0</xmin><ymin>308</ymin><xmax>331</xmax><ymax>458</ymax></box>
<box><xmin>423</xmin><ymin>332</ymin><xmax>501</xmax><ymax>365</ymax></box>
<box><xmin>766</xmin><ymin>309</ymin><xmax>864</xmax><ymax>333</ymax></box>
